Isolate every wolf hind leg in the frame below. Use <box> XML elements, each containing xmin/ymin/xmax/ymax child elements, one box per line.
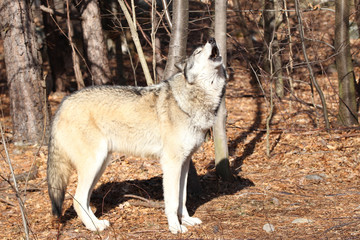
<box><xmin>73</xmin><ymin>146</ymin><xmax>111</xmax><ymax>232</ymax></box>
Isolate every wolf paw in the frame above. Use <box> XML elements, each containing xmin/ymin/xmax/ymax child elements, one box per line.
<box><xmin>169</xmin><ymin>224</ymin><xmax>188</xmax><ymax>234</ymax></box>
<box><xmin>182</xmin><ymin>216</ymin><xmax>202</xmax><ymax>226</ymax></box>
<box><xmin>86</xmin><ymin>219</ymin><xmax>110</xmax><ymax>232</ymax></box>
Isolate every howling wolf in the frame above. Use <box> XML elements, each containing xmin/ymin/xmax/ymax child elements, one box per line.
<box><xmin>47</xmin><ymin>38</ymin><xmax>227</xmax><ymax>234</ymax></box>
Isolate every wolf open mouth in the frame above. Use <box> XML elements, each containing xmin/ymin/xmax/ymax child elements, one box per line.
<box><xmin>210</xmin><ymin>45</ymin><xmax>221</xmax><ymax>62</ymax></box>
<box><xmin>210</xmin><ymin>45</ymin><xmax>218</xmax><ymax>58</ymax></box>
<box><xmin>209</xmin><ymin>38</ymin><xmax>221</xmax><ymax>62</ymax></box>
<box><xmin>208</xmin><ymin>38</ymin><xmax>221</xmax><ymax>61</ymax></box>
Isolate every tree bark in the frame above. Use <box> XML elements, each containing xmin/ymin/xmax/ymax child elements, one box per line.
<box><xmin>0</xmin><ymin>0</ymin><xmax>50</xmax><ymax>144</ymax></box>
<box><xmin>335</xmin><ymin>0</ymin><xmax>358</xmax><ymax>126</ymax></box>
<box><xmin>213</xmin><ymin>0</ymin><xmax>234</xmax><ymax>181</ymax></box>
<box><xmin>163</xmin><ymin>0</ymin><xmax>188</xmax><ymax>80</ymax></box>
<box><xmin>79</xmin><ymin>0</ymin><xmax>111</xmax><ymax>85</ymax></box>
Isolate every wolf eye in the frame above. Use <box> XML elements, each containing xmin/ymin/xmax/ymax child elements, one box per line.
<box><xmin>194</xmin><ymin>48</ymin><xmax>202</xmax><ymax>55</ymax></box>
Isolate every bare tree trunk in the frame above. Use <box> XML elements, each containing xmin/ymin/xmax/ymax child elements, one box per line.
<box><xmin>163</xmin><ymin>0</ymin><xmax>188</xmax><ymax>80</ymax></box>
<box><xmin>0</xmin><ymin>0</ymin><xmax>50</xmax><ymax>144</ymax></box>
<box><xmin>263</xmin><ymin>0</ymin><xmax>284</xmax><ymax>98</ymax></box>
<box><xmin>335</xmin><ymin>0</ymin><xmax>358</xmax><ymax>126</ymax></box>
<box><xmin>214</xmin><ymin>0</ymin><xmax>234</xmax><ymax>181</ymax></box>
<box><xmin>79</xmin><ymin>0</ymin><xmax>111</xmax><ymax>85</ymax></box>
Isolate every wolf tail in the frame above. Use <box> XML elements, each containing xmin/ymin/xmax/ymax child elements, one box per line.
<box><xmin>47</xmin><ymin>138</ymin><xmax>72</xmax><ymax>218</ymax></box>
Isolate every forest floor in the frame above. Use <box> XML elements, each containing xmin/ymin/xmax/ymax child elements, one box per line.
<box><xmin>1</xmin><ymin>3</ymin><xmax>360</xmax><ymax>239</ymax></box>
<box><xmin>0</xmin><ymin>63</ymin><xmax>360</xmax><ymax>239</ymax></box>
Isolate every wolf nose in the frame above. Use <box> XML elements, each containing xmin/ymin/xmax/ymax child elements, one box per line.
<box><xmin>208</xmin><ymin>38</ymin><xmax>216</xmax><ymax>45</ymax></box>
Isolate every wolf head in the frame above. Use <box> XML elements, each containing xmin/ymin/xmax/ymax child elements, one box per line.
<box><xmin>176</xmin><ymin>38</ymin><xmax>227</xmax><ymax>89</ymax></box>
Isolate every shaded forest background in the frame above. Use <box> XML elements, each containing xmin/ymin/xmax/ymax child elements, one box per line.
<box><xmin>2</xmin><ymin>0</ymin><xmax>360</xmax><ymax>134</ymax></box>
<box><xmin>1</xmin><ymin>0</ymin><xmax>360</xmax><ymax>132</ymax></box>
<box><xmin>0</xmin><ymin>0</ymin><xmax>360</xmax><ymax>239</ymax></box>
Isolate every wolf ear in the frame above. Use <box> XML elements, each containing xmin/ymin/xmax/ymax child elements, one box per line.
<box><xmin>175</xmin><ymin>61</ymin><xmax>186</xmax><ymax>72</ymax></box>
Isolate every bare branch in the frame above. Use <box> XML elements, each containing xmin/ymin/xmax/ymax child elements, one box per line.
<box><xmin>0</xmin><ymin>121</ymin><xmax>29</xmax><ymax>240</ymax></box>
<box><xmin>295</xmin><ymin>0</ymin><xmax>330</xmax><ymax>131</ymax></box>
<box><xmin>40</xmin><ymin>4</ymin><xmax>80</xmax><ymax>19</ymax></box>
<box><xmin>118</xmin><ymin>0</ymin><xmax>154</xmax><ymax>86</ymax></box>
<box><xmin>162</xmin><ymin>0</ymin><xmax>172</xmax><ymax>30</ymax></box>
<box><xmin>66</xmin><ymin>0</ymin><xmax>85</xmax><ymax>89</ymax></box>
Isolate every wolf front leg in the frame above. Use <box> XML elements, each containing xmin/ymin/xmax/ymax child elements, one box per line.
<box><xmin>161</xmin><ymin>155</ymin><xmax>188</xmax><ymax>234</ymax></box>
<box><xmin>179</xmin><ymin>157</ymin><xmax>202</xmax><ymax>227</ymax></box>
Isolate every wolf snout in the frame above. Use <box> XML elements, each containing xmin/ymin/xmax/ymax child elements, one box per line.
<box><xmin>208</xmin><ymin>38</ymin><xmax>221</xmax><ymax>61</ymax></box>
<box><xmin>208</xmin><ymin>37</ymin><xmax>216</xmax><ymax>46</ymax></box>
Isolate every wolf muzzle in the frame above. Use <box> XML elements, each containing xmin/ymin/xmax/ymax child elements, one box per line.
<box><xmin>208</xmin><ymin>38</ymin><xmax>221</xmax><ymax>62</ymax></box>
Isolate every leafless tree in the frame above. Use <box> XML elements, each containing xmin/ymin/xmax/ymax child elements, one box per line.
<box><xmin>213</xmin><ymin>0</ymin><xmax>234</xmax><ymax>181</ymax></box>
<box><xmin>295</xmin><ymin>0</ymin><xmax>330</xmax><ymax>130</ymax></box>
<box><xmin>263</xmin><ymin>0</ymin><xmax>284</xmax><ymax>98</ymax></box>
<box><xmin>77</xmin><ymin>0</ymin><xmax>112</xmax><ymax>85</ymax></box>
<box><xmin>335</xmin><ymin>0</ymin><xmax>358</xmax><ymax>125</ymax></box>
<box><xmin>163</xmin><ymin>0</ymin><xmax>188</xmax><ymax>80</ymax></box>
<box><xmin>0</xmin><ymin>0</ymin><xmax>50</xmax><ymax>144</ymax></box>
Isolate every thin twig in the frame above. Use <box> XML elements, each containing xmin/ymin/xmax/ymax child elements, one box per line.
<box><xmin>118</xmin><ymin>0</ymin><xmax>154</xmax><ymax>86</ymax></box>
<box><xmin>295</xmin><ymin>0</ymin><xmax>330</xmax><ymax>131</ymax></box>
<box><xmin>266</xmin><ymin>81</ymin><xmax>274</xmax><ymax>158</ymax></box>
<box><xmin>0</xmin><ymin>195</ymin><xmax>16</xmax><ymax>206</ymax></box>
<box><xmin>43</xmin><ymin>3</ymin><xmax>92</xmax><ymax>81</ymax></box>
<box><xmin>40</xmin><ymin>4</ymin><xmax>80</xmax><ymax>19</ymax></box>
<box><xmin>283</xmin><ymin>0</ymin><xmax>293</xmax><ymax>71</ymax></box>
<box><xmin>124</xmin><ymin>194</ymin><xmax>150</xmax><ymax>202</ymax></box>
<box><xmin>66</xmin><ymin>0</ymin><xmax>85</xmax><ymax>89</ymax></box>
<box><xmin>0</xmin><ymin>122</ymin><xmax>29</xmax><ymax>240</ymax></box>
<box><xmin>142</xmin><ymin>0</ymin><xmax>171</xmax><ymax>35</ymax></box>
<box><xmin>233</xmin><ymin>7</ymin><xmax>335</xmax><ymax>13</ymax></box>
<box><xmin>110</xmin><ymin>10</ymin><xmax>138</xmax><ymax>85</ymax></box>
<box><xmin>151</xmin><ymin>0</ymin><xmax>158</xmax><ymax>83</ymax></box>
<box><xmin>124</xmin><ymin>194</ymin><xmax>164</xmax><ymax>209</ymax></box>
<box><xmin>324</xmin><ymin>221</ymin><xmax>360</xmax><ymax>233</ymax></box>
<box><xmin>162</xmin><ymin>0</ymin><xmax>172</xmax><ymax>30</ymax></box>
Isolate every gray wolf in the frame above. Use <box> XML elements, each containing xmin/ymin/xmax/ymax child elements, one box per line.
<box><xmin>47</xmin><ymin>38</ymin><xmax>226</xmax><ymax>234</ymax></box>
